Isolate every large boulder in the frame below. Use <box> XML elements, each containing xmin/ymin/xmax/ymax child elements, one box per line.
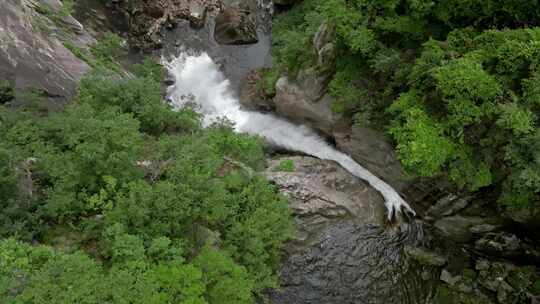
<box><xmin>0</xmin><ymin>0</ymin><xmax>91</xmax><ymax>107</ymax></box>
<box><xmin>214</xmin><ymin>3</ymin><xmax>258</xmax><ymax>45</ymax></box>
<box><xmin>266</xmin><ymin>156</ymin><xmax>386</xmax><ymax>252</ymax></box>
<box><xmin>274</xmin><ymin>74</ymin><xmax>340</xmax><ymax>137</ymax></box>
<box><xmin>334</xmin><ymin>125</ymin><xmax>409</xmax><ymax>193</ymax></box>
<box><xmin>434</xmin><ymin>215</ymin><xmax>497</xmax><ymax>243</ymax></box>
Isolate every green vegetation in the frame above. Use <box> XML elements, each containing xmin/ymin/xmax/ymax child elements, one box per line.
<box><xmin>272</xmin><ymin>0</ymin><xmax>540</xmax><ymax>210</ymax></box>
<box><xmin>273</xmin><ymin>159</ymin><xmax>295</xmax><ymax>172</ymax></box>
<box><xmin>33</xmin><ymin>0</ymin><xmax>76</xmax><ymax>33</ymax></box>
<box><xmin>260</xmin><ymin>68</ymin><xmax>281</xmax><ymax>97</ymax></box>
<box><xmin>64</xmin><ymin>32</ymin><xmax>125</xmax><ymax>72</ymax></box>
<box><xmin>433</xmin><ymin>286</ymin><xmax>490</xmax><ymax>304</ymax></box>
<box><xmin>0</xmin><ymin>50</ymin><xmax>294</xmax><ymax>301</ymax></box>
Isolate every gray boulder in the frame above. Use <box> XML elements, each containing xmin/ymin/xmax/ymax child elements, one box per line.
<box><xmin>434</xmin><ymin>215</ymin><xmax>487</xmax><ymax>243</ymax></box>
<box><xmin>0</xmin><ymin>0</ymin><xmax>90</xmax><ymax>107</ymax></box>
<box><xmin>426</xmin><ymin>194</ymin><xmax>470</xmax><ymax>218</ymax></box>
<box><xmin>274</xmin><ymin>76</ymin><xmax>340</xmax><ymax>137</ymax></box>
<box><xmin>334</xmin><ymin>125</ymin><xmax>409</xmax><ymax>193</ymax></box>
<box><xmin>405</xmin><ymin>246</ymin><xmax>447</xmax><ymax>266</ymax></box>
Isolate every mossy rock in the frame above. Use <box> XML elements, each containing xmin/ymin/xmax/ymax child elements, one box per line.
<box><xmin>433</xmin><ymin>286</ymin><xmax>490</xmax><ymax>304</ymax></box>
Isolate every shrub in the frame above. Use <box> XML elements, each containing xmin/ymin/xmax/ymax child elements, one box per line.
<box><xmin>273</xmin><ymin>159</ymin><xmax>295</xmax><ymax>172</ymax></box>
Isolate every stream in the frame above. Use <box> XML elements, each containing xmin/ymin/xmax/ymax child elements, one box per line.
<box><xmin>162</xmin><ymin>2</ymin><xmax>433</xmax><ymax>302</ymax></box>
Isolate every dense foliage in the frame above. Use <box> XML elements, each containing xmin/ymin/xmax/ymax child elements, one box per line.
<box><xmin>0</xmin><ymin>57</ymin><xmax>293</xmax><ymax>302</ymax></box>
<box><xmin>271</xmin><ymin>0</ymin><xmax>540</xmax><ymax>210</ymax></box>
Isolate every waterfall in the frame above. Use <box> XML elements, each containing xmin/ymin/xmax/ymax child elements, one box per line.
<box><xmin>165</xmin><ymin>51</ymin><xmax>415</xmax><ymax>220</ymax></box>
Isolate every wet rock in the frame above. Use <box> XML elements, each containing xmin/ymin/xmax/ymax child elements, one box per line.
<box><xmin>334</xmin><ymin>125</ymin><xmax>409</xmax><ymax>193</ymax></box>
<box><xmin>427</xmin><ymin>194</ymin><xmax>471</xmax><ymax>218</ymax></box>
<box><xmin>214</xmin><ymin>4</ymin><xmax>258</xmax><ymax>45</ymax></box>
<box><xmin>266</xmin><ymin>156</ymin><xmax>386</xmax><ymax>252</ymax></box>
<box><xmin>470</xmin><ymin>224</ymin><xmax>498</xmax><ymax>234</ymax></box>
<box><xmin>433</xmin><ymin>216</ymin><xmax>486</xmax><ymax>242</ymax></box>
<box><xmin>405</xmin><ymin>246</ymin><xmax>447</xmax><ymax>266</ymax></box>
<box><xmin>474</xmin><ymin>232</ymin><xmax>520</xmax><ymax>254</ymax></box>
<box><xmin>440</xmin><ymin>269</ymin><xmax>462</xmax><ymax>286</ymax></box>
<box><xmin>163</xmin><ymin>75</ymin><xmax>175</xmax><ymax>86</ymax></box>
<box><xmin>274</xmin><ymin>76</ymin><xmax>340</xmax><ymax>137</ymax></box>
<box><xmin>0</xmin><ymin>0</ymin><xmax>90</xmax><ymax>106</ymax></box>
<box><xmin>476</xmin><ymin>260</ymin><xmax>517</xmax><ymax>304</ymax></box>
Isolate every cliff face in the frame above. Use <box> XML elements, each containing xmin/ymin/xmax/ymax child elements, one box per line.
<box><xmin>0</xmin><ymin>0</ymin><xmax>94</xmax><ymax>108</ymax></box>
<box><xmin>104</xmin><ymin>0</ymin><xmax>223</xmax><ymax>50</ymax></box>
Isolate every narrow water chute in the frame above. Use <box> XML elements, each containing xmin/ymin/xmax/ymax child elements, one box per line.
<box><xmin>165</xmin><ymin>52</ymin><xmax>415</xmax><ymax>220</ymax></box>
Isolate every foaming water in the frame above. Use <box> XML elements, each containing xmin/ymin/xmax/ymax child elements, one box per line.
<box><xmin>165</xmin><ymin>52</ymin><xmax>415</xmax><ymax>220</ymax></box>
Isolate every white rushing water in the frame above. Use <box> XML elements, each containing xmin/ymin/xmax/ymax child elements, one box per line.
<box><xmin>165</xmin><ymin>51</ymin><xmax>415</xmax><ymax>220</ymax></box>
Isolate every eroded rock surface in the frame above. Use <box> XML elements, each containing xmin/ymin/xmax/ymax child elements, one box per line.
<box><xmin>274</xmin><ymin>76</ymin><xmax>339</xmax><ymax>137</ymax></box>
<box><xmin>0</xmin><ymin>0</ymin><xmax>91</xmax><ymax>106</ymax></box>
<box><xmin>334</xmin><ymin>125</ymin><xmax>409</xmax><ymax>194</ymax></box>
<box><xmin>266</xmin><ymin>156</ymin><xmax>386</xmax><ymax>252</ymax></box>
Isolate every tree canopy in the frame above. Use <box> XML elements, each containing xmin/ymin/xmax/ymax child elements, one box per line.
<box><xmin>271</xmin><ymin>0</ymin><xmax>540</xmax><ymax>210</ymax></box>
<box><xmin>0</xmin><ymin>56</ymin><xmax>294</xmax><ymax>302</ymax></box>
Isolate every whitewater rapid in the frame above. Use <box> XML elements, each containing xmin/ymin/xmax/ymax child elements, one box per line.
<box><xmin>165</xmin><ymin>52</ymin><xmax>415</xmax><ymax>220</ymax></box>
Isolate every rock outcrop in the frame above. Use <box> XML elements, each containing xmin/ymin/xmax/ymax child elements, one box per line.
<box><xmin>214</xmin><ymin>2</ymin><xmax>258</xmax><ymax>45</ymax></box>
<box><xmin>0</xmin><ymin>0</ymin><xmax>92</xmax><ymax>107</ymax></box>
<box><xmin>273</xmin><ymin>76</ymin><xmax>339</xmax><ymax>137</ymax></box>
<box><xmin>106</xmin><ymin>0</ymin><xmax>222</xmax><ymax>50</ymax></box>
<box><xmin>268</xmin><ymin>19</ymin><xmax>338</xmax><ymax>137</ymax></box>
<box><xmin>266</xmin><ymin>156</ymin><xmax>386</xmax><ymax>252</ymax></box>
<box><xmin>334</xmin><ymin>125</ymin><xmax>409</xmax><ymax>193</ymax></box>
